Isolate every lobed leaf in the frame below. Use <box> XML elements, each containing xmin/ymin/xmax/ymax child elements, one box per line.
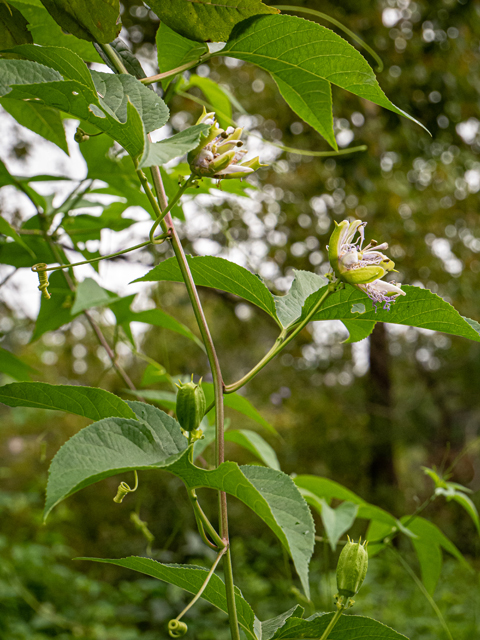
<box><xmin>44</xmin><ymin>406</ymin><xmax>314</xmax><ymax>596</ymax></box>
<box><xmin>269</xmin><ymin>613</ymin><xmax>409</xmax><ymax>639</ymax></box>
<box><xmin>221</xmin><ymin>15</ymin><xmax>426</xmax><ymax>147</ymax></box>
<box><xmin>134</xmin><ymin>255</ymin><xmax>279</xmax><ymax>323</ymax></box>
<box><xmin>0</xmin><ymin>2</ymin><xmax>33</xmax><ymax>52</ymax></box>
<box><xmin>80</xmin><ymin>557</ymin><xmax>258</xmax><ymax>640</ymax></box>
<box><xmin>274</xmin><ymin>270</ymin><xmax>328</xmax><ymax>328</ymax></box>
<box><xmin>0</xmin><ymin>381</ymin><xmax>135</xmax><ymax>420</ymax></box>
<box><xmin>302</xmin><ymin>284</ymin><xmax>480</xmax><ymax>343</ymax></box>
<box><xmin>138</xmin><ymin>123</ymin><xmax>211</xmax><ymax>169</ymax></box>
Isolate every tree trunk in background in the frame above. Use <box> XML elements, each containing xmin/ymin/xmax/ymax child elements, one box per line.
<box><xmin>367</xmin><ymin>322</ymin><xmax>398</xmax><ymax>510</ymax></box>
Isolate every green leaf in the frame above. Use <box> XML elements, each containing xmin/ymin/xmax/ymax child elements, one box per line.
<box><xmin>39</xmin><ymin>0</ymin><xmax>120</xmax><ymax>43</ymax></box>
<box><xmin>61</xmin><ymin>205</ymin><xmax>135</xmax><ymax>243</ymax></box>
<box><xmin>0</xmin><ymin>347</ymin><xmax>37</xmax><ymax>381</ymax></box>
<box><xmin>0</xmin><ymin>2</ymin><xmax>33</xmax><ymax>52</ymax></box>
<box><xmin>0</xmin><ymin>58</ymin><xmax>168</xmax><ymax>158</ymax></box>
<box><xmin>225</xmin><ymin>429</ymin><xmax>280</xmax><ymax>470</ymax></box>
<box><xmin>70</xmin><ymin>278</ymin><xmax>119</xmax><ymax>315</ymax></box>
<box><xmin>1</xmin><ymin>97</ymin><xmax>68</xmax><ymax>153</ymax></box>
<box><xmin>269</xmin><ymin>613</ymin><xmax>408</xmax><ymax>640</ymax></box>
<box><xmin>45</xmin><ymin>411</ymin><xmax>314</xmax><ymax>596</ymax></box>
<box><xmin>295</xmin><ymin>475</ymin><xmax>400</xmax><ymax>530</ymax></box>
<box><xmin>302</xmin><ymin>284</ymin><xmax>480</xmax><ymax>344</ymax></box>
<box><xmin>0</xmin><ymin>381</ymin><xmax>136</xmax><ymax>420</ymax></box>
<box><xmin>274</xmin><ymin>270</ymin><xmax>327</xmax><ymax>328</ymax></box>
<box><xmin>410</xmin><ymin>537</ymin><xmax>443</xmax><ymax>595</ymax></box>
<box><xmin>94</xmin><ymin>38</ymin><xmax>146</xmax><ymax>79</ymax></box>
<box><xmin>44</xmin><ymin>406</ymin><xmax>188</xmax><ymax>518</ymax></box>
<box><xmin>126</xmin><ymin>308</ymin><xmax>205</xmax><ymax>352</ymax></box>
<box><xmin>8</xmin><ymin>0</ymin><xmax>102</xmax><ymax>62</ymax></box>
<box><xmin>134</xmin><ymin>255</ymin><xmax>279</xmax><ymax>323</ymax></box>
<box><xmin>156</xmin><ymin>22</ymin><xmax>207</xmax><ymax>90</ymax></box>
<box><xmin>203</xmin><ymin>382</ymin><xmax>277</xmax><ymax>435</ymax></box>
<box><xmin>365</xmin><ymin>520</ymin><xmax>393</xmax><ymax>557</ymax></box>
<box><xmin>341</xmin><ymin>319</ymin><xmax>376</xmax><ymax>344</ymax></box>
<box><xmin>222</xmin><ymin>15</ymin><xmax>426</xmax><ymax>148</ymax></box>
<box><xmin>147</xmin><ymin>0</ymin><xmax>278</xmax><ymax>43</ymax></box>
<box><xmin>435</xmin><ymin>488</ymin><xmax>480</xmax><ymax>535</ymax></box>
<box><xmin>80</xmin><ymin>557</ymin><xmax>258</xmax><ymax>640</ymax></box>
<box><xmin>399</xmin><ymin>516</ymin><xmax>470</xmax><ymax>568</ymax></box>
<box><xmin>138</xmin><ymin>123</ymin><xmax>211</xmax><ymax>169</ymax></box>
<box><xmin>186</xmin><ymin>75</ymin><xmax>232</xmax><ymax>129</ymax></box>
<box><xmin>0</xmin><ymin>214</ymin><xmax>36</xmax><ymax>256</ymax></box>
<box><xmin>262</xmin><ymin>605</ymin><xmax>304</xmax><ymax>640</ymax></box>
<box><xmin>317</xmin><ymin>500</ymin><xmax>358</xmax><ymax>551</ymax></box>
<box><xmin>7</xmin><ymin>43</ymin><xmax>96</xmax><ymax>89</ymax></box>
<box><xmin>125</xmin><ymin>389</ymin><xmax>177</xmax><ymax>412</ymax></box>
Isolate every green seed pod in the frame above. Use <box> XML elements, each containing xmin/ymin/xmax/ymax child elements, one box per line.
<box><xmin>336</xmin><ymin>538</ymin><xmax>368</xmax><ymax>597</ymax></box>
<box><xmin>175</xmin><ymin>377</ymin><xmax>206</xmax><ymax>432</ymax></box>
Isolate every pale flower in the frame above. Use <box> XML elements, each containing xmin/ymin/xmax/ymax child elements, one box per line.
<box><xmin>328</xmin><ymin>219</ymin><xmax>406</xmax><ymax>310</ymax></box>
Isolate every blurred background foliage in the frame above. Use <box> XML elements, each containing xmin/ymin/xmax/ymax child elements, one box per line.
<box><xmin>1</xmin><ymin>0</ymin><xmax>480</xmax><ymax>638</ymax></box>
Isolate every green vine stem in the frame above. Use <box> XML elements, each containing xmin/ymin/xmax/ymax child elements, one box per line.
<box><xmin>148</xmin><ymin>175</ymin><xmax>195</xmax><ymax>243</ymax></box>
<box><xmin>140</xmin><ymin>57</ymin><xmax>211</xmax><ymax>85</ymax></box>
<box><xmin>226</xmin><ymin>283</ymin><xmax>339</xmax><ymax>394</ymax></box>
<box><xmin>102</xmin><ymin>41</ymin><xmax>241</xmax><ymax>640</ymax></box>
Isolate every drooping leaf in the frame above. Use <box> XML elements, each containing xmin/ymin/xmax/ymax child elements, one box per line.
<box><xmin>8</xmin><ymin>0</ymin><xmax>102</xmax><ymax>62</ymax></box>
<box><xmin>301</xmin><ymin>284</ymin><xmax>480</xmax><ymax>344</ymax></box>
<box><xmin>317</xmin><ymin>500</ymin><xmax>358</xmax><ymax>551</ymax></box>
<box><xmin>0</xmin><ymin>97</ymin><xmax>69</xmax><ymax>153</ymax></box>
<box><xmin>156</xmin><ymin>22</ymin><xmax>208</xmax><ymax>89</ymax></box>
<box><xmin>186</xmin><ymin>75</ymin><xmax>232</xmax><ymax>129</ymax></box>
<box><xmin>147</xmin><ymin>0</ymin><xmax>279</xmax><ymax>43</ymax></box>
<box><xmin>202</xmin><ymin>382</ymin><xmax>277</xmax><ymax>435</ymax></box>
<box><xmin>70</xmin><ymin>278</ymin><xmax>120</xmax><ymax>315</ymax></box>
<box><xmin>138</xmin><ymin>123</ymin><xmax>211</xmax><ymax>169</ymax></box>
<box><xmin>0</xmin><ymin>58</ymin><xmax>168</xmax><ymax>158</ymax></box>
<box><xmin>39</xmin><ymin>0</ymin><xmax>121</xmax><ymax>43</ymax></box>
<box><xmin>410</xmin><ymin>537</ymin><xmax>443</xmax><ymax>596</ymax></box>
<box><xmin>0</xmin><ymin>2</ymin><xmax>33</xmax><ymax>52</ymax></box>
<box><xmin>80</xmin><ymin>557</ymin><xmax>258</xmax><ymax>640</ymax></box>
<box><xmin>269</xmin><ymin>612</ymin><xmax>408</xmax><ymax>640</ymax></box>
<box><xmin>0</xmin><ymin>381</ymin><xmax>136</xmax><ymax>420</ymax></box>
<box><xmin>225</xmin><ymin>429</ymin><xmax>280</xmax><ymax>470</ymax></box>
<box><xmin>295</xmin><ymin>475</ymin><xmax>400</xmax><ymax>530</ymax></box>
<box><xmin>400</xmin><ymin>516</ymin><xmax>470</xmax><ymax>569</ymax></box>
<box><xmin>44</xmin><ymin>411</ymin><xmax>314</xmax><ymax>596</ymax></box>
<box><xmin>134</xmin><ymin>255</ymin><xmax>279</xmax><ymax>323</ymax></box>
<box><xmin>126</xmin><ymin>308</ymin><xmax>205</xmax><ymax>352</ymax></box>
<box><xmin>274</xmin><ymin>270</ymin><xmax>327</xmax><ymax>328</ymax></box>
<box><xmin>0</xmin><ymin>348</ymin><xmax>37</xmax><ymax>381</ymax></box>
<box><xmin>94</xmin><ymin>38</ymin><xmax>146</xmax><ymax>79</ymax></box>
<box><xmin>221</xmin><ymin>15</ymin><xmax>426</xmax><ymax>148</ymax></box>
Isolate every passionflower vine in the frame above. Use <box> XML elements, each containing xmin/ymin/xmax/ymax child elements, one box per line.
<box><xmin>188</xmin><ymin>108</ymin><xmax>263</xmax><ymax>179</ymax></box>
<box><xmin>328</xmin><ymin>219</ymin><xmax>406</xmax><ymax>310</ymax></box>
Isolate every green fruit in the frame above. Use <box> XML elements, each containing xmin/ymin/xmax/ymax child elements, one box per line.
<box><xmin>175</xmin><ymin>377</ymin><xmax>206</xmax><ymax>432</ymax></box>
<box><xmin>336</xmin><ymin>538</ymin><xmax>368</xmax><ymax>597</ymax></box>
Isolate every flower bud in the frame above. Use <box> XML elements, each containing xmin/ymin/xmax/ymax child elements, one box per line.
<box><xmin>336</xmin><ymin>538</ymin><xmax>368</xmax><ymax>598</ymax></box>
<box><xmin>175</xmin><ymin>376</ymin><xmax>206</xmax><ymax>432</ymax></box>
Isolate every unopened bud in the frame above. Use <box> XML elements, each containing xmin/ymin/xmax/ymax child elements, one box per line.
<box><xmin>336</xmin><ymin>538</ymin><xmax>368</xmax><ymax>597</ymax></box>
